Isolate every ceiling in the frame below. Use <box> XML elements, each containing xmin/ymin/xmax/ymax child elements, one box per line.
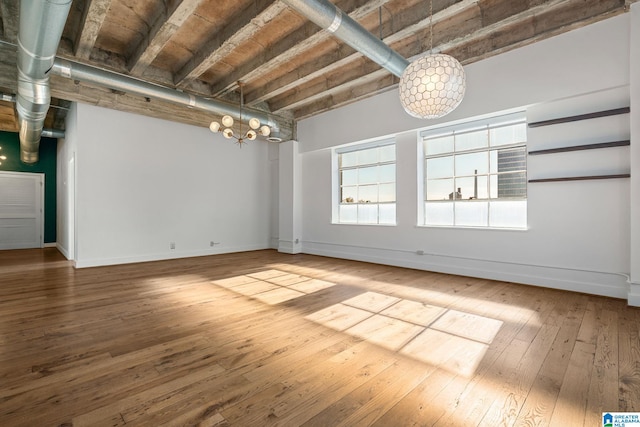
<box><xmin>0</xmin><ymin>0</ymin><xmax>633</xmax><ymax>140</ymax></box>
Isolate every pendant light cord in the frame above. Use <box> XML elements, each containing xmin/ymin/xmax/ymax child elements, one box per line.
<box><xmin>239</xmin><ymin>82</ymin><xmax>243</xmax><ymax>138</ymax></box>
<box><xmin>429</xmin><ymin>0</ymin><xmax>433</xmax><ymax>54</ymax></box>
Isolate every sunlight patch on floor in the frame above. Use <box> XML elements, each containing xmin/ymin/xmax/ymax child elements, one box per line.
<box><xmin>306</xmin><ymin>291</ymin><xmax>503</xmax><ymax>377</ymax></box>
<box><xmin>211</xmin><ymin>269</ymin><xmax>336</xmax><ymax>305</ymax></box>
<box><xmin>211</xmin><ymin>270</ymin><xmax>503</xmax><ymax>377</ymax></box>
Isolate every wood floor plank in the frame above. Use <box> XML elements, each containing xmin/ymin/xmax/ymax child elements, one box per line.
<box><xmin>584</xmin><ymin>308</ymin><xmax>619</xmax><ymax>426</ymax></box>
<box><xmin>0</xmin><ymin>248</ymin><xmax>638</xmax><ymax>426</ymax></box>
<box><xmin>618</xmin><ymin>304</ymin><xmax>640</xmax><ymax>412</ymax></box>
<box><xmin>514</xmin><ymin>294</ymin><xmax>589</xmax><ymax>427</ymax></box>
<box><xmin>548</xmin><ymin>341</ymin><xmax>596</xmax><ymax>426</ymax></box>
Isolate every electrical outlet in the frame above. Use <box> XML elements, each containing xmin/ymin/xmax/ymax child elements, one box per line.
<box><xmin>170</xmin><ymin>242</ymin><xmax>175</xmax><ymax>250</ymax></box>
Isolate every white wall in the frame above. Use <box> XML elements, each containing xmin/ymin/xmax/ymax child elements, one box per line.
<box><xmin>269</xmin><ymin>141</ymin><xmax>280</xmax><ymax>249</ymax></box>
<box><xmin>70</xmin><ymin>103</ymin><xmax>275</xmax><ymax>267</ymax></box>
<box><xmin>629</xmin><ymin>2</ymin><xmax>640</xmax><ymax>304</ymax></box>
<box><xmin>278</xmin><ymin>140</ymin><xmax>303</xmax><ymax>254</ymax></box>
<box><xmin>56</xmin><ymin>102</ymin><xmax>78</xmax><ymax>260</ymax></box>
<box><xmin>296</xmin><ymin>13</ymin><xmax>633</xmax><ymax>299</ymax></box>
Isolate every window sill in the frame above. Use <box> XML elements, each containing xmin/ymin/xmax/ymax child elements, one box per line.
<box><xmin>331</xmin><ymin>222</ymin><xmax>397</xmax><ymax>227</ymax></box>
<box><xmin>416</xmin><ymin>224</ymin><xmax>529</xmax><ymax>231</ymax></box>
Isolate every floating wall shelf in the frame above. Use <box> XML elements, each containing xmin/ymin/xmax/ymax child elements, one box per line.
<box><xmin>528</xmin><ymin>140</ymin><xmax>630</xmax><ymax>156</ymax></box>
<box><xmin>527</xmin><ymin>106</ymin><xmax>631</xmax><ymax>183</ymax></box>
<box><xmin>528</xmin><ymin>174</ymin><xmax>630</xmax><ymax>183</ymax></box>
<box><xmin>528</xmin><ymin>107</ymin><xmax>630</xmax><ymax>128</ymax></box>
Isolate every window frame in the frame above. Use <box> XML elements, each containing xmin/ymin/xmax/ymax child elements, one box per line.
<box><xmin>333</xmin><ymin>138</ymin><xmax>397</xmax><ymax>226</ymax></box>
<box><xmin>420</xmin><ymin>113</ymin><xmax>528</xmax><ymax>229</ymax></box>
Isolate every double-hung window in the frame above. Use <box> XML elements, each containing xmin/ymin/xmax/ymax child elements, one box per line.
<box><xmin>422</xmin><ymin>114</ymin><xmax>527</xmax><ymax>228</ymax></box>
<box><xmin>336</xmin><ymin>140</ymin><xmax>396</xmax><ymax>225</ymax></box>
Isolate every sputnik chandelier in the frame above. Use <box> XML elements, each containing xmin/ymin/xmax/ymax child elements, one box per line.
<box><xmin>209</xmin><ymin>81</ymin><xmax>271</xmax><ymax>145</ymax></box>
<box><xmin>398</xmin><ymin>0</ymin><xmax>466</xmax><ymax>119</ymax></box>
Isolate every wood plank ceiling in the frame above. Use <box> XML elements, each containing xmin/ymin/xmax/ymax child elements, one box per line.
<box><xmin>0</xmin><ymin>0</ymin><xmax>633</xmax><ymax>140</ymax></box>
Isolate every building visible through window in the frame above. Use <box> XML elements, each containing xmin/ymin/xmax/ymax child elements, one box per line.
<box><xmin>422</xmin><ymin>114</ymin><xmax>527</xmax><ymax>228</ymax></box>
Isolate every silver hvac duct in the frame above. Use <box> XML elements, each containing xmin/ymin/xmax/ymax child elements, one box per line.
<box><xmin>1</xmin><ymin>93</ymin><xmax>16</xmax><ymax>102</ymax></box>
<box><xmin>1</xmin><ymin>91</ymin><xmax>65</xmax><ymax>138</ymax></box>
<box><xmin>42</xmin><ymin>129</ymin><xmax>66</xmax><ymax>139</ymax></box>
<box><xmin>50</xmin><ymin>59</ymin><xmax>282</xmax><ymax>132</ymax></box>
<box><xmin>280</xmin><ymin>0</ymin><xmax>410</xmax><ymax>77</ymax></box>
<box><xmin>16</xmin><ymin>0</ymin><xmax>72</xmax><ymax>164</ymax></box>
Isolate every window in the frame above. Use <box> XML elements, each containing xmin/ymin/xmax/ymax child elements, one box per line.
<box><xmin>335</xmin><ymin>140</ymin><xmax>396</xmax><ymax>225</ymax></box>
<box><xmin>422</xmin><ymin>114</ymin><xmax>527</xmax><ymax>228</ymax></box>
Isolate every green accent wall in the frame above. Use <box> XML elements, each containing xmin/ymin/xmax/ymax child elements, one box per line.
<box><xmin>0</xmin><ymin>131</ymin><xmax>57</xmax><ymax>243</ymax></box>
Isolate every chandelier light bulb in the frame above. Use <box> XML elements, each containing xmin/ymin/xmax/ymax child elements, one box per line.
<box><xmin>248</xmin><ymin>118</ymin><xmax>260</xmax><ymax>130</ymax></box>
<box><xmin>399</xmin><ymin>53</ymin><xmax>466</xmax><ymax>119</ymax></box>
<box><xmin>222</xmin><ymin>128</ymin><xmax>234</xmax><ymax>139</ymax></box>
<box><xmin>209</xmin><ymin>121</ymin><xmax>220</xmax><ymax>133</ymax></box>
<box><xmin>221</xmin><ymin>115</ymin><xmax>234</xmax><ymax>127</ymax></box>
<box><xmin>246</xmin><ymin>130</ymin><xmax>257</xmax><ymax>140</ymax></box>
<box><xmin>259</xmin><ymin>125</ymin><xmax>271</xmax><ymax>137</ymax></box>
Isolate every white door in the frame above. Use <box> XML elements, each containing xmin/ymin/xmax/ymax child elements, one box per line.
<box><xmin>0</xmin><ymin>171</ymin><xmax>44</xmax><ymax>250</ymax></box>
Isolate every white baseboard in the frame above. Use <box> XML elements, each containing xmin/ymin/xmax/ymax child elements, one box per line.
<box><xmin>270</xmin><ymin>237</ymin><xmax>279</xmax><ymax>250</ymax></box>
<box><xmin>44</xmin><ymin>242</ymin><xmax>57</xmax><ymax>248</ymax></box>
<box><xmin>278</xmin><ymin>239</ymin><xmax>302</xmax><ymax>254</ymax></box>
<box><xmin>74</xmin><ymin>243</ymin><xmax>270</xmax><ymax>268</ymax></box>
<box><xmin>628</xmin><ymin>283</ymin><xmax>640</xmax><ymax>307</ymax></box>
<box><xmin>302</xmin><ymin>241</ymin><xmax>629</xmax><ymax>300</ymax></box>
<box><xmin>56</xmin><ymin>243</ymin><xmax>71</xmax><ymax>260</ymax></box>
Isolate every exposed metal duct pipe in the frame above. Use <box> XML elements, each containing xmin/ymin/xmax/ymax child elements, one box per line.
<box><xmin>16</xmin><ymin>0</ymin><xmax>72</xmax><ymax>164</ymax></box>
<box><xmin>42</xmin><ymin>129</ymin><xmax>66</xmax><ymax>139</ymax></box>
<box><xmin>1</xmin><ymin>92</ymin><xmax>65</xmax><ymax>138</ymax></box>
<box><xmin>50</xmin><ymin>59</ymin><xmax>282</xmax><ymax>132</ymax></box>
<box><xmin>280</xmin><ymin>0</ymin><xmax>410</xmax><ymax>77</ymax></box>
<box><xmin>1</xmin><ymin>93</ymin><xmax>16</xmax><ymax>102</ymax></box>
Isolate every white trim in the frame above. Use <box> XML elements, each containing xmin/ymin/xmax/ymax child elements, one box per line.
<box><xmin>334</xmin><ymin>137</ymin><xmax>395</xmax><ymax>154</ymax></box>
<box><xmin>628</xmin><ymin>282</ymin><xmax>640</xmax><ymax>307</ymax></box>
<box><xmin>56</xmin><ymin>242</ymin><xmax>71</xmax><ymax>260</ymax></box>
<box><xmin>278</xmin><ymin>239</ymin><xmax>301</xmax><ymax>254</ymax></box>
<box><xmin>74</xmin><ymin>243</ymin><xmax>270</xmax><ymax>268</ymax></box>
<box><xmin>301</xmin><ymin>240</ymin><xmax>628</xmax><ymax>300</ymax></box>
<box><xmin>419</xmin><ymin>111</ymin><xmax>527</xmax><ymax>139</ymax></box>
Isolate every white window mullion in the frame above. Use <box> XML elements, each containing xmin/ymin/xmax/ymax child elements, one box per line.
<box><xmin>336</xmin><ymin>139</ymin><xmax>396</xmax><ymax>225</ymax></box>
<box><xmin>423</xmin><ymin>114</ymin><xmax>527</xmax><ymax>229</ymax></box>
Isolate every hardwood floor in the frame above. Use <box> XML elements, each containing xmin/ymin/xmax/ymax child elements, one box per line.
<box><xmin>0</xmin><ymin>248</ymin><xmax>638</xmax><ymax>426</ymax></box>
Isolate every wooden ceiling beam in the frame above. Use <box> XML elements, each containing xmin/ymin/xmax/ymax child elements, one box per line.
<box><xmin>0</xmin><ymin>44</ymin><xmax>16</xmax><ymax>90</ymax></box>
<box><xmin>271</xmin><ymin>60</ymin><xmax>388</xmax><ymax>113</ymax></box>
<box><xmin>128</xmin><ymin>0</ymin><xmax>205</xmax><ymax>76</ymax></box>
<box><xmin>174</xmin><ymin>0</ymin><xmax>285</xmax><ymax>87</ymax></box>
<box><xmin>245</xmin><ymin>0</ymin><xmax>476</xmax><ymax>106</ymax></box>
<box><xmin>46</xmin><ymin>74</ymin><xmax>294</xmax><ymax>139</ymax></box>
<box><xmin>0</xmin><ymin>0</ymin><xmax>18</xmax><ymax>43</ymax></box>
<box><xmin>0</xmin><ymin>43</ymin><xmax>293</xmax><ymax>138</ymax></box>
<box><xmin>271</xmin><ymin>0</ymin><xmax>484</xmax><ymax>113</ymax></box>
<box><xmin>289</xmin><ymin>0</ymin><xmax>627</xmax><ymax>118</ymax></box>
<box><xmin>74</xmin><ymin>0</ymin><xmax>113</xmax><ymax>59</ymax></box>
<box><xmin>207</xmin><ymin>0</ymin><xmax>391</xmax><ymax>97</ymax></box>
<box><xmin>293</xmin><ymin>74</ymin><xmax>396</xmax><ymax>120</ymax></box>
<box><xmin>0</xmin><ymin>100</ymin><xmax>18</xmax><ymax>132</ymax></box>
